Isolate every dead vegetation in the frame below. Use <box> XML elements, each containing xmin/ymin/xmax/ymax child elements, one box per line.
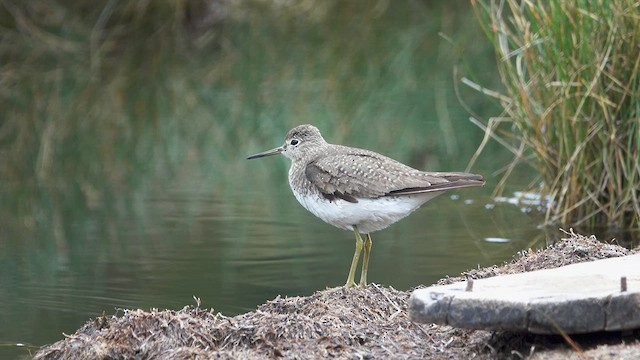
<box><xmin>34</xmin><ymin>231</ymin><xmax>639</xmax><ymax>359</ymax></box>
<box><xmin>438</xmin><ymin>229</ymin><xmax>633</xmax><ymax>285</ymax></box>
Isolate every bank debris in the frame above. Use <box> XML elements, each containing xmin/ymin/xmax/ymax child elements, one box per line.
<box><xmin>34</xmin><ymin>231</ymin><xmax>639</xmax><ymax>359</ymax></box>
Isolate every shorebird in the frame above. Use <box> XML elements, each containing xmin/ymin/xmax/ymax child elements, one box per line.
<box><xmin>247</xmin><ymin>124</ymin><xmax>484</xmax><ymax>288</ymax></box>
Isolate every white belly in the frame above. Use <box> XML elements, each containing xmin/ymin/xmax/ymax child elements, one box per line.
<box><xmin>291</xmin><ymin>190</ymin><xmax>442</xmax><ymax>234</ymax></box>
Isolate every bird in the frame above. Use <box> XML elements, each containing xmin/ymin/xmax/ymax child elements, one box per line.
<box><xmin>247</xmin><ymin>124</ymin><xmax>485</xmax><ymax>288</ymax></box>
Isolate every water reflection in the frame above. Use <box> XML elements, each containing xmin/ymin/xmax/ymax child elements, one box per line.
<box><xmin>0</xmin><ymin>181</ymin><xmax>545</xmax><ymax>355</ymax></box>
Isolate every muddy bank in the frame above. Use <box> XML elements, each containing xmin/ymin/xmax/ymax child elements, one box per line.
<box><xmin>34</xmin><ymin>231</ymin><xmax>640</xmax><ymax>359</ymax></box>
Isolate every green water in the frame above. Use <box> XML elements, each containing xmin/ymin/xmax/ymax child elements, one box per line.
<box><xmin>0</xmin><ymin>1</ymin><xmax>634</xmax><ymax>358</ymax></box>
<box><xmin>1</xmin><ymin>182</ymin><xmax>546</xmax><ymax>357</ymax></box>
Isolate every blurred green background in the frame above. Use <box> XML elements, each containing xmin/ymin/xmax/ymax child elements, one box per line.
<box><xmin>0</xmin><ymin>1</ymin><xmax>629</xmax><ymax>358</ymax></box>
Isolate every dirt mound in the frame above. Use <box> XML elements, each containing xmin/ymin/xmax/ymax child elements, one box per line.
<box><xmin>34</xmin><ymin>231</ymin><xmax>640</xmax><ymax>359</ymax></box>
<box><xmin>34</xmin><ymin>285</ymin><xmax>462</xmax><ymax>359</ymax></box>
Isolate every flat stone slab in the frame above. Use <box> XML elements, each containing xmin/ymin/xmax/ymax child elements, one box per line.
<box><xmin>409</xmin><ymin>254</ymin><xmax>640</xmax><ymax>334</ymax></box>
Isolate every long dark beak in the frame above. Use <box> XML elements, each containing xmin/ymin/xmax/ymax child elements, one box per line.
<box><xmin>247</xmin><ymin>146</ymin><xmax>284</xmax><ymax>160</ymax></box>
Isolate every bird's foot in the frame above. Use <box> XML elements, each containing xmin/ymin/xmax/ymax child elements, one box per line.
<box><xmin>344</xmin><ymin>280</ymin><xmax>369</xmax><ymax>289</ymax></box>
<box><xmin>344</xmin><ymin>280</ymin><xmax>357</xmax><ymax>288</ymax></box>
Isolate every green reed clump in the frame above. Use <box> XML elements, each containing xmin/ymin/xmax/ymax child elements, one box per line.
<box><xmin>471</xmin><ymin>0</ymin><xmax>640</xmax><ymax>227</ymax></box>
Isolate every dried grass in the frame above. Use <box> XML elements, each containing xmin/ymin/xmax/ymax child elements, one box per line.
<box><xmin>34</xmin><ymin>286</ymin><xmax>462</xmax><ymax>359</ymax></box>
<box><xmin>438</xmin><ymin>229</ymin><xmax>633</xmax><ymax>285</ymax></box>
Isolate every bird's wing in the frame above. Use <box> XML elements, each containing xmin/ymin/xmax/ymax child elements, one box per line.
<box><xmin>305</xmin><ymin>150</ymin><xmax>485</xmax><ymax>202</ymax></box>
<box><xmin>386</xmin><ymin>172</ymin><xmax>485</xmax><ymax>195</ymax></box>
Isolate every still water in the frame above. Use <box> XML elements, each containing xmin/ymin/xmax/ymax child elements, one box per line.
<box><xmin>1</xmin><ymin>175</ymin><xmax>545</xmax><ymax>358</ymax></box>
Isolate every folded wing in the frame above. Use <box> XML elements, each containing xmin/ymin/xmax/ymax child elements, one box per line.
<box><xmin>305</xmin><ymin>151</ymin><xmax>484</xmax><ymax>202</ymax></box>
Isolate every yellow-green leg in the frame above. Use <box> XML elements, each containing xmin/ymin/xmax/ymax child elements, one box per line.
<box><xmin>359</xmin><ymin>234</ymin><xmax>372</xmax><ymax>287</ymax></box>
<box><xmin>345</xmin><ymin>226</ymin><xmax>364</xmax><ymax>288</ymax></box>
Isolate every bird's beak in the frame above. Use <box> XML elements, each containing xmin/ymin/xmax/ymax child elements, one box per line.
<box><xmin>247</xmin><ymin>146</ymin><xmax>284</xmax><ymax>160</ymax></box>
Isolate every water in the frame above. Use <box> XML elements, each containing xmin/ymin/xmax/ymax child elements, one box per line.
<box><xmin>0</xmin><ymin>176</ymin><xmax>547</xmax><ymax>358</ymax></box>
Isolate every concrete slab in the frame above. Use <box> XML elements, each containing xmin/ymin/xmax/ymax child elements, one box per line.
<box><xmin>409</xmin><ymin>253</ymin><xmax>640</xmax><ymax>334</ymax></box>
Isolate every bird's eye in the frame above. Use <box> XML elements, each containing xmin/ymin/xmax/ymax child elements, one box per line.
<box><xmin>290</xmin><ymin>139</ymin><xmax>299</xmax><ymax>146</ymax></box>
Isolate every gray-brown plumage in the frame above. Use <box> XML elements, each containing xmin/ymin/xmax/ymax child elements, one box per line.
<box><xmin>247</xmin><ymin>124</ymin><xmax>484</xmax><ymax>288</ymax></box>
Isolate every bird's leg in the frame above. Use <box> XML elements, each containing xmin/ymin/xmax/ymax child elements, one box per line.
<box><xmin>345</xmin><ymin>225</ymin><xmax>364</xmax><ymax>288</ymax></box>
<box><xmin>359</xmin><ymin>233</ymin><xmax>372</xmax><ymax>287</ymax></box>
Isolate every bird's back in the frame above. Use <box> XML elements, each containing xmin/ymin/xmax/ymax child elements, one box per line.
<box><xmin>293</xmin><ymin>143</ymin><xmax>484</xmax><ymax>201</ymax></box>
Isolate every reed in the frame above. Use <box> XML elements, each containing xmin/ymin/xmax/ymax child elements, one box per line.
<box><xmin>471</xmin><ymin>0</ymin><xmax>640</xmax><ymax>227</ymax></box>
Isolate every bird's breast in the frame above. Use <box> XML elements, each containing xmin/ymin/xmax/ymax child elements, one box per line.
<box><xmin>289</xmin><ymin>188</ymin><xmax>442</xmax><ymax>234</ymax></box>
<box><xmin>287</xmin><ymin>162</ymin><xmax>443</xmax><ymax>233</ymax></box>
